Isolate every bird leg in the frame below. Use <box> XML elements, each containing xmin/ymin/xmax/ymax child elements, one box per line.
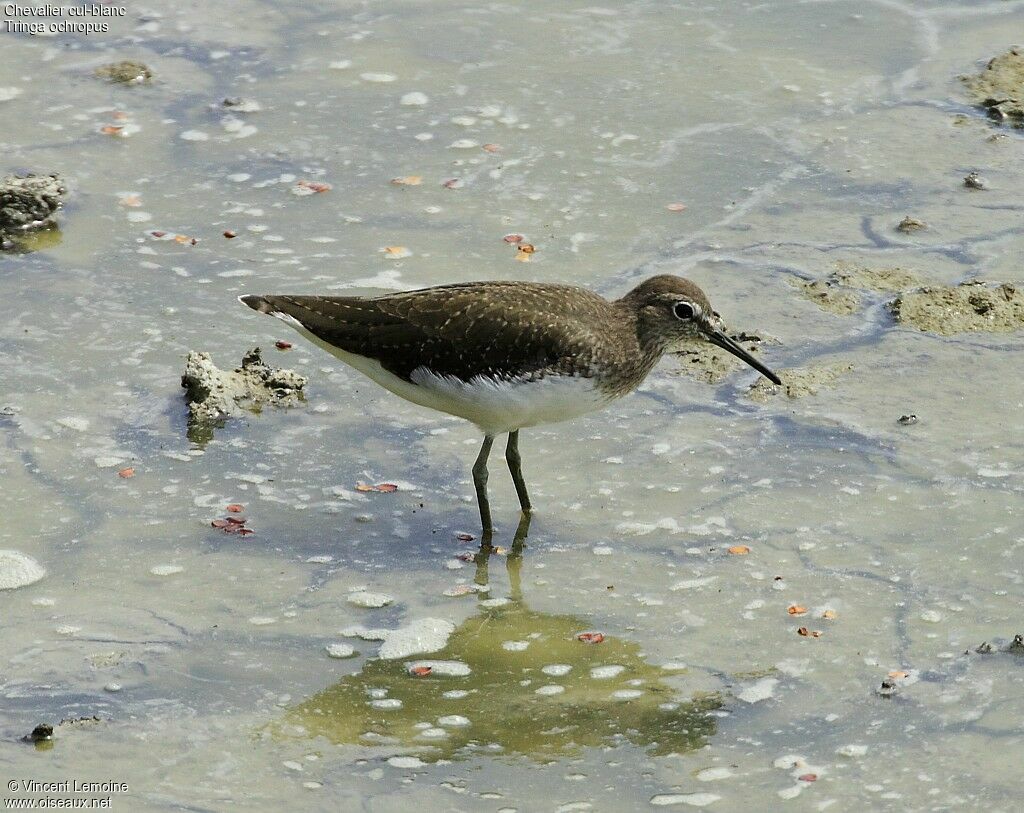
<box><xmin>505</xmin><ymin>430</ymin><xmax>532</xmax><ymax>513</ymax></box>
<box><xmin>506</xmin><ymin>510</ymin><xmax>531</xmax><ymax>602</ymax></box>
<box><xmin>473</xmin><ymin>536</ymin><xmax>493</xmax><ymax>589</ymax></box>
<box><xmin>472</xmin><ymin>510</ymin><xmax>530</xmax><ymax>602</ymax></box>
<box><xmin>473</xmin><ymin>434</ymin><xmax>495</xmax><ymax>533</ymax></box>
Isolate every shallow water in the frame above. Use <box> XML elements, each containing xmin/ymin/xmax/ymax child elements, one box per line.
<box><xmin>2</xmin><ymin>1</ymin><xmax>1024</xmax><ymax>811</ymax></box>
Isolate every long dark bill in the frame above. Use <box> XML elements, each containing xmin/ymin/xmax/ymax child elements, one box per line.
<box><xmin>704</xmin><ymin>329</ymin><xmax>782</xmax><ymax>385</ymax></box>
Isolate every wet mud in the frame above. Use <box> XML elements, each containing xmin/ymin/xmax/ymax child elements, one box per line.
<box><xmin>794</xmin><ymin>262</ymin><xmax>928</xmax><ymax>316</ymax></box>
<box><xmin>181</xmin><ymin>347</ymin><xmax>306</xmax><ymax>441</ymax></box>
<box><xmin>746</xmin><ymin>362</ymin><xmax>853</xmax><ymax>402</ymax></box>
<box><xmin>890</xmin><ymin>281</ymin><xmax>1024</xmax><ymax>335</ymax></box>
<box><xmin>5</xmin><ymin>1</ymin><xmax>1024</xmax><ymax>810</ymax></box>
<box><xmin>0</xmin><ymin>174</ymin><xmax>65</xmax><ymax>249</ymax></box>
<box><xmin>93</xmin><ymin>60</ymin><xmax>152</xmax><ymax>84</ymax></box>
<box><xmin>671</xmin><ymin>333</ymin><xmax>777</xmax><ymax>384</ymax></box>
<box><xmin>961</xmin><ymin>48</ymin><xmax>1024</xmax><ymax>126</ymax></box>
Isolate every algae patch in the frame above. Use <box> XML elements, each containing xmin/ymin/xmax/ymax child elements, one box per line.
<box><xmin>746</xmin><ymin>363</ymin><xmax>852</xmax><ymax>403</ymax></box>
<box><xmin>890</xmin><ymin>281</ymin><xmax>1024</xmax><ymax>336</ymax></box>
<box><xmin>281</xmin><ymin>599</ymin><xmax>719</xmax><ymax>762</ymax></box>
<box><xmin>960</xmin><ymin>48</ymin><xmax>1024</xmax><ymax>127</ymax></box>
<box><xmin>181</xmin><ymin>347</ymin><xmax>306</xmax><ymax>442</ymax></box>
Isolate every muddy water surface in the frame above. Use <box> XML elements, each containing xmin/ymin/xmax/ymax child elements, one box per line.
<box><xmin>2</xmin><ymin>1</ymin><xmax>1024</xmax><ymax>811</ymax></box>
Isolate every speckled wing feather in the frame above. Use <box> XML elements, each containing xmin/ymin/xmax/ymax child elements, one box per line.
<box><xmin>242</xmin><ymin>282</ymin><xmax>620</xmax><ymax>383</ymax></box>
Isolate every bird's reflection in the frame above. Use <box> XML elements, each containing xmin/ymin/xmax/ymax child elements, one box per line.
<box><xmin>472</xmin><ymin>511</ymin><xmax>532</xmax><ymax>599</ymax></box>
<box><xmin>281</xmin><ymin>516</ymin><xmax>720</xmax><ymax>761</ymax></box>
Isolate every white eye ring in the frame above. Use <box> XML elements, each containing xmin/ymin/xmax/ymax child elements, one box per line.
<box><xmin>673</xmin><ymin>302</ymin><xmax>695</xmax><ymax>320</ymax></box>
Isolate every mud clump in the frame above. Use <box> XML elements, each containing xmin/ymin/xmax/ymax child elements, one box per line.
<box><xmin>960</xmin><ymin>48</ymin><xmax>1024</xmax><ymax>127</ymax></box>
<box><xmin>181</xmin><ymin>347</ymin><xmax>306</xmax><ymax>442</ymax></box>
<box><xmin>672</xmin><ymin>333</ymin><xmax>776</xmax><ymax>384</ymax></box>
<box><xmin>973</xmin><ymin>635</ymin><xmax>1024</xmax><ymax>656</ymax></box>
<box><xmin>889</xmin><ymin>281</ymin><xmax>1024</xmax><ymax>336</ymax></box>
<box><xmin>792</xmin><ymin>279</ymin><xmax>860</xmax><ymax>315</ymax></box>
<box><xmin>59</xmin><ymin>715</ymin><xmax>103</xmax><ymax>728</ymax></box>
<box><xmin>746</xmin><ymin>363</ymin><xmax>853</xmax><ymax>403</ymax></box>
<box><xmin>221</xmin><ymin>97</ymin><xmax>262</xmax><ymax>113</ymax></box>
<box><xmin>896</xmin><ymin>216</ymin><xmax>926</xmax><ymax>234</ymax></box>
<box><xmin>963</xmin><ymin>171</ymin><xmax>987</xmax><ymax>190</ymax></box>
<box><xmin>23</xmin><ymin>723</ymin><xmax>56</xmax><ymax>749</ymax></box>
<box><xmin>832</xmin><ymin>262</ymin><xmax>924</xmax><ymax>293</ymax></box>
<box><xmin>794</xmin><ymin>262</ymin><xmax>926</xmax><ymax>315</ymax></box>
<box><xmin>0</xmin><ymin>174</ymin><xmax>65</xmax><ymax>249</ymax></box>
<box><xmin>94</xmin><ymin>61</ymin><xmax>152</xmax><ymax>84</ymax></box>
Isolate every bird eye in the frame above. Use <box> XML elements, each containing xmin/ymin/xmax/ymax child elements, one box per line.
<box><xmin>673</xmin><ymin>302</ymin><xmax>695</xmax><ymax>320</ymax></box>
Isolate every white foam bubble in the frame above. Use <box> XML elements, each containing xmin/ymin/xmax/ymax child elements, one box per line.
<box><xmin>387</xmin><ymin>756</ymin><xmax>424</xmax><ymax>768</ymax></box>
<box><xmin>405</xmin><ymin>659</ymin><xmax>470</xmax><ymax>676</ymax></box>
<box><xmin>737</xmin><ymin>677</ymin><xmax>778</xmax><ymax>704</ymax></box>
<box><xmin>650</xmin><ymin>793</ymin><xmax>721</xmax><ymax>807</ymax></box>
<box><xmin>379</xmin><ymin>618</ymin><xmax>455</xmax><ymax>659</ymax></box>
<box><xmin>0</xmin><ymin>550</ymin><xmax>46</xmax><ymax>590</ymax></box>
<box><xmin>325</xmin><ymin>643</ymin><xmax>356</xmax><ymax>659</ymax></box>
<box><xmin>590</xmin><ymin>665</ymin><xmax>625</xmax><ymax>680</ymax></box>
<box><xmin>347</xmin><ymin>591</ymin><xmax>393</xmax><ymax>608</ymax></box>
<box><xmin>696</xmin><ymin>767</ymin><xmax>733</xmax><ymax>781</ymax></box>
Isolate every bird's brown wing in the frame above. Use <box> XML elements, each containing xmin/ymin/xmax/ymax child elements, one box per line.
<box><xmin>240</xmin><ymin>282</ymin><xmax>612</xmax><ymax>382</ymax></box>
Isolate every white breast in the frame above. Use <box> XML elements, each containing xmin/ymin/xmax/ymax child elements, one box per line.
<box><xmin>409</xmin><ymin>366</ymin><xmax>614</xmax><ymax>435</ymax></box>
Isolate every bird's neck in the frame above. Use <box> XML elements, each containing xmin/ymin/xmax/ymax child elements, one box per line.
<box><xmin>595</xmin><ymin>302</ymin><xmax>670</xmax><ymax>397</ymax></box>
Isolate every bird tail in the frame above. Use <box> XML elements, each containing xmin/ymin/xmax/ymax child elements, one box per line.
<box><xmin>238</xmin><ymin>294</ymin><xmax>275</xmax><ymax>314</ymax></box>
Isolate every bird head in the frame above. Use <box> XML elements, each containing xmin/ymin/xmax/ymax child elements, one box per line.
<box><xmin>621</xmin><ymin>275</ymin><xmax>782</xmax><ymax>385</ymax></box>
